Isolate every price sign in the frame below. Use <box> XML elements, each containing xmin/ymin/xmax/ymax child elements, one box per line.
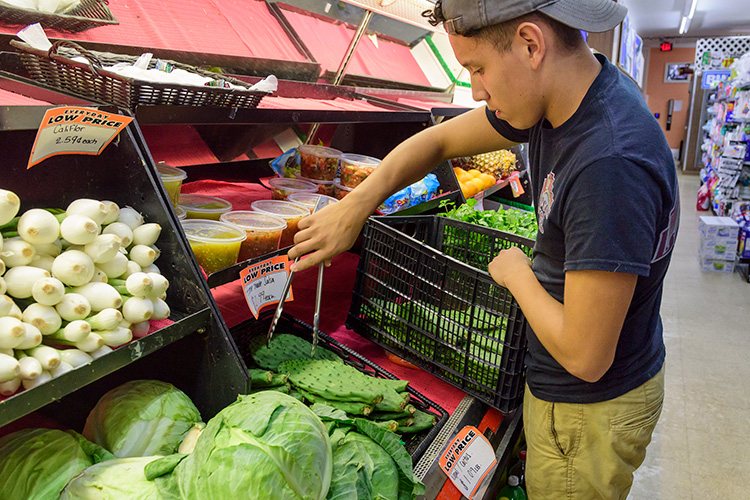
<box><xmin>28</xmin><ymin>107</ymin><xmax>133</xmax><ymax>169</ymax></box>
<box><xmin>439</xmin><ymin>426</ymin><xmax>497</xmax><ymax>499</ymax></box>
<box><xmin>240</xmin><ymin>255</ymin><xmax>293</xmax><ymax>319</ymax></box>
<box><xmin>508</xmin><ymin>171</ymin><xmax>525</xmax><ymax>198</ymax></box>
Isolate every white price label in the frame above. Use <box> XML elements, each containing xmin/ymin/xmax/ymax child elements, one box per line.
<box><xmin>28</xmin><ymin>107</ymin><xmax>132</xmax><ymax>169</ymax></box>
<box><xmin>240</xmin><ymin>255</ymin><xmax>293</xmax><ymax>319</ymax></box>
<box><xmin>439</xmin><ymin>426</ymin><xmax>497</xmax><ymax>499</ymax></box>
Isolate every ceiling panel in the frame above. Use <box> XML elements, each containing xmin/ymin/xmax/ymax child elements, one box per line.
<box><xmin>622</xmin><ymin>0</ymin><xmax>750</xmax><ymax>39</ymax></box>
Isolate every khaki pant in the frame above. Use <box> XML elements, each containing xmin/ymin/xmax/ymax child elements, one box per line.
<box><xmin>523</xmin><ymin>368</ymin><xmax>664</xmax><ymax>500</ymax></box>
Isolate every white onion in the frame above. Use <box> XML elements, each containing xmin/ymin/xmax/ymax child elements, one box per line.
<box><xmin>151</xmin><ymin>298</ymin><xmax>170</xmax><ymax>320</ymax></box>
<box><xmin>60</xmin><ymin>215</ymin><xmax>100</xmax><ymax>245</ymax></box>
<box><xmin>72</xmin><ymin>282</ymin><xmax>122</xmax><ymax>311</ymax></box>
<box><xmin>51</xmin><ymin>250</ymin><xmax>95</xmax><ymax>286</ymax></box>
<box><xmin>101</xmin><ymin>201</ymin><xmax>120</xmax><ymax>225</ymax></box>
<box><xmin>3</xmin><ymin>266</ymin><xmax>50</xmax><ymax>298</ymax></box>
<box><xmin>17</xmin><ymin>209</ymin><xmax>61</xmax><ymax>245</ymax></box>
<box><xmin>0</xmin><ymin>189</ymin><xmax>20</xmax><ymax>226</ymax></box>
<box><xmin>102</xmin><ymin>223</ymin><xmax>133</xmax><ymax>248</ymax></box>
<box><xmin>96</xmin><ymin>252</ymin><xmax>128</xmax><ymax>279</ymax></box>
<box><xmin>1</xmin><ymin>237</ymin><xmax>36</xmax><ymax>267</ymax></box>
<box><xmin>125</xmin><ymin>272</ymin><xmax>153</xmax><ymax>297</ymax></box>
<box><xmin>66</xmin><ymin>199</ymin><xmax>108</xmax><ymax>225</ymax></box>
<box><xmin>117</xmin><ymin>206</ymin><xmax>144</xmax><ymax>230</ymax></box>
<box><xmin>89</xmin><ymin>345</ymin><xmax>113</xmax><ymax>360</ymax></box>
<box><xmin>16</xmin><ymin>323</ymin><xmax>42</xmax><ymax>350</ymax></box>
<box><xmin>32</xmin><ymin>240</ymin><xmax>62</xmax><ymax>257</ymax></box>
<box><xmin>84</xmin><ymin>234</ymin><xmax>121</xmax><ymax>263</ymax></box>
<box><xmin>59</xmin><ymin>348</ymin><xmax>94</xmax><ymax>368</ymax></box>
<box><xmin>0</xmin><ymin>316</ymin><xmax>26</xmax><ymax>349</ymax></box>
<box><xmin>129</xmin><ymin>245</ymin><xmax>157</xmax><ymax>268</ymax></box>
<box><xmin>122</xmin><ymin>296</ymin><xmax>154</xmax><ymax>323</ymax></box>
<box><xmin>17</xmin><ymin>353</ymin><xmax>42</xmax><ymax>380</ymax></box>
<box><xmin>132</xmin><ymin>223</ymin><xmax>162</xmax><ymax>247</ymax></box>
<box><xmin>22</xmin><ymin>370</ymin><xmax>51</xmax><ymax>390</ymax></box>
<box><xmin>55</xmin><ymin>293</ymin><xmax>91</xmax><ymax>322</ymax></box>
<box><xmin>0</xmin><ymin>376</ymin><xmax>20</xmax><ymax>395</ymax></box>
<box><xmin>0</xmin><ymin>352</ymin><xmax>20</xmax><ymax>382</ymax></box>
<box><xmin>29</xmin><ymin>254</ymin><xmax>55</xmax><ymax>272</ymax></box>
<box><xmin>31</xmin><ymin>277</ymin><xmax>66</xmax><ymax>307</ymax></box>
<box><xmin>26</xmin><ymin>345</ymin><xmax>60</xmax><ymax>370</ymax></box>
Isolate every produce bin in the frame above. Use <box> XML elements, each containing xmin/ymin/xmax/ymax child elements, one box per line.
<box><xmin>347</xmin><ymin>216</ymin><xmax>533</xmax><ymax>413</ymax></box>
<box><xmin>0</xmin><ymin>105</ymin><xmax>250</xmax><ymax>429</ymax></box>
<box><xmin>230</xmin><ymin>311</ymin><xmax>449</xmax><ymax>464</ymax></box>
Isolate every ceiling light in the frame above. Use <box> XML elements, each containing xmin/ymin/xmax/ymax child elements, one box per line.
<box><xmin>688</xmin><ymin>0</ymin><xmax>698</xmax><ymax>19</ymax></box>
<box><xmin>679</xmin><ymin>15</ymin><xmax>689</xmax><ymax>34</ymax></box>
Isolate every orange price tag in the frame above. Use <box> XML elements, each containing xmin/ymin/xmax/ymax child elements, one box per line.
<box><xmin>438</xmin><ymin>426</ymin><xmax>497</xmax><ymax>499</ymax></box>
<box><xmin>508</xmin><ymin>172</ymin><xmax>525</xmax><ymax>198</ymax></box>
<box><xmin>240</xmin><ymin>255</ymin><xmax>293</xmax><ymax>319</ymax></box>
<box><xmin>28</xmin><ymin>106</ymin><xmax>133</xmax><ymax>169</ymax></box>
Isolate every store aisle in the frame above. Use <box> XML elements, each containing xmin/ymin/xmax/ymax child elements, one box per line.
<box><xmin>629</xmin><ymin>173</ymin><xmax>750</xmax><ymax>499</ymax></box>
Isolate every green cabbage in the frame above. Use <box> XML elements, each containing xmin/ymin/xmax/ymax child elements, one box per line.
<box><xmin>154</xmin><ymin>391</ymin><xmax>333</xmax><ymax>500</ymax></box>
<box><xmin>83</xmin><ymin>380</ymin><xmax>202</xmax><ymax>458</ymax></box>
<box><xmin>0</xmin><ymin>428</ymin><xmax>114</xmax><ymax>500</ymax></box>
<box><xmin>60</xmin><ymin>456</ymin><xmax>164</xmax><ymax>500</ymax></box>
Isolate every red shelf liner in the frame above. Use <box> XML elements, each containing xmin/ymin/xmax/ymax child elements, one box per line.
<box><xmin>0</xmin><ymin>87</ymin><xmax>52</xmax><ymax>105</ymax></box>
<box><xmin>278</xmin><ymin>5</ymin><xmax>431</xmax><ymax>87</ymax></box>
<box><xmin>258</xmin><ymin>95</ymin><xmax>394</xmax><ymax>112</ymax></box>
<box><xmin>0</xmin><ymin>0</ymin><xmax>307</xmax><ymax>62</ymax></box>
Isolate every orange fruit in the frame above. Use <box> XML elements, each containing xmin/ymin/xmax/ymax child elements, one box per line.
<box><xmin>480</xmin><ymin>173</ymin><xmax>496</xmax><ymax>189</ymax></box>
<box><xmin>467</xmin><ymin>169</ymin><xmax>482</xmax><ymax>178</ymax></box>
<box><xmin>458</xmin><ymin>172</ymin><xmax>473</xmax><ymax>184</ymax></box>
<box><xmin>460</xmin><ymin>182</ymin><xmax>476</xmax><ymax>199</ymax></box>
<box><xmin>453</xmin><ymin>167</ymin><xmax>468</xmax><ymax>176</ymax></box>
<box><xmin>469</xmin><ymin>178</ymin><xmax>486</xmax><ymax>193</ymax></box>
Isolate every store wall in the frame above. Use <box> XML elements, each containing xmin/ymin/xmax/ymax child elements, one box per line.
<box><xmin>644</xmin><ymin>46</ymin><xmax>696</xmax><ymax>154</ymax></box>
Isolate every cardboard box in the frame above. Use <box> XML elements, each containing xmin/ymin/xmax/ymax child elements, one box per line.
<box><xmin>699</xmin><ymin>255</ymin><xmax>736</xmax><ymax>273</ymax></box>
<box><xmin>700</xmin><ymin>238</ymin><xmax>738</xmax><ymax>259</ymax></box>
<box><xmin>698</xmin><ymin>216</ymin><xmax>740</xmax><ymax>241</ymax></box>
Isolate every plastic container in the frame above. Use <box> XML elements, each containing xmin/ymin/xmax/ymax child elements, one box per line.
<box><xmin>297</xmin><ymin>145</ymin><xmax>341</xmax><ymax>181</ymax></box>
<box><xmin>286</xmin><ymin>192</ymin><xmax>339</xmax><ymax>213</ymax></box>
<box><xmin>181</xmin><ymin>219</ymin><xmax>246</xmax><ymax>274</ymax></box>
<box><xmin>334</xmin><ymin>178</ymin><xmax>354</xmax><ymax>200</ymax></box>
<box><xmin>340</xmin><ymin>153</ymin><xmax>380</xmax><ymax>188</ymax></box>
<box><xmin>347</xmin><ymin>216</ymin><xmax>534</xmax><ymax>413</ymax></box>
<box><xmin>220</xmin><ymin>211</ymin><xmax>287</xmax><ymax>262</ymax></box>
<box><xmin>268</xmin><ymin>177</ymin><xmax>318</xmax><ymax>200</ymax></box>
<box><xmin>174</xmin><ymin>205</ymin><xmax>187</xmax><ymax>220</ymax></box>
<box><xmin>156</xmin><ymin>162</ymin><xmax>187</xmax><ymax>208</ymax></box>
<box><xmin>250</xmin><ymin>200</ymin><xmax>310</xmax><ymax>249</ymax></box>
<box><xmin>299</xmin><ymin>176</ymin><xmax>336</xmax><ymax>197</ymax></box>
<box><xmin>179</xmin><ymin>193</ymin><xmax>232</xmax><ymax>220</ymax></box>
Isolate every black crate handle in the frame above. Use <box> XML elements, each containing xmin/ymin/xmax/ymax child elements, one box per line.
<box><xmin>48</xmin><ymin>40</ymin><xmax>104</xmax><ymax>76</ymax></box>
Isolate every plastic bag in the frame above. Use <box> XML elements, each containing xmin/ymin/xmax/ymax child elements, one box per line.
<box><xmin>697</xmin><ymin>183</ymin><xmax>710</xmax><ymax>211</ymax></box>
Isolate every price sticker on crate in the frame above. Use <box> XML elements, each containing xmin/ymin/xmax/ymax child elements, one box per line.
<box><xmin>240</xmin><ymin>255</ymin><xmax>294</xmax><ymax>319</ymax></box>
<box><xmin>439</xmin><ymin>426</ymin><xmax>497</xmax><ymax>499</ymax></box>
<box><xmin>28</xmin><ymin>106</ymin><xmax>133</xmax><ymax>169</ymax></box>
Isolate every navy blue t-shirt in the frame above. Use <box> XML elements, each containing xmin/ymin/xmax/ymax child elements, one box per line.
<box><xmin>487</xmin><ymin>54</ymin><xmax>678</xmax><ymax>403</ymax></box>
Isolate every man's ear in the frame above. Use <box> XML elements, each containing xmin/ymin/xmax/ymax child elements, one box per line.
<box><xmin>516</xmin><ymin>22</ymin><xmax>545</xmax><ymax>70</ymax></box>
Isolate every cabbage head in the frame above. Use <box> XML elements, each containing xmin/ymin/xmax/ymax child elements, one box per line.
<box><xmin>0</xmin><ymin>428</ymin><xmax>114</xmax><ymax>500</ymax></box>
<box><xmin>60</xmin><ymin>456</ymin><xmax>164</xmax><ymax>500</ymax></box>
<box><xmin>165</xmin><ymin>391</ymin><xmax>332</xmax><ymax>500</ymax></box>
<box><xmin>83</xmin><ymin>380</ymin><xmax>202</xmax><ymax>458</ymax></box>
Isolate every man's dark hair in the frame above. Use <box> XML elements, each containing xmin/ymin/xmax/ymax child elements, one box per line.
<box><xmin>424</xmin><ymin>2</ymin><xmax>584</xmax><ymax>52</ymax></box>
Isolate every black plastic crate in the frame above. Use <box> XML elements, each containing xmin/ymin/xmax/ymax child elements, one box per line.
<box><xmin>230</xmin><ymin>311</ymin><xmax>449</xmax><ymax>464</ymax></box>
<box><xmin>347</xmin><ymin>216</ymin><xmax>533</xmax><ymax>413</ymax></box>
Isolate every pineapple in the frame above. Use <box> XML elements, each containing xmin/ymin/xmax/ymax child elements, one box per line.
<box><xmin>453</xmin><ymin>149</ymin><xmax>517</xmax><ymax>178</ymax></box>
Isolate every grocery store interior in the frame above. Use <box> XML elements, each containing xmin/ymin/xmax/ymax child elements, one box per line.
<box><xmin>0</xmin><ymin>0</ymin><xmax>748</xmax><ymax>499</ymax></box>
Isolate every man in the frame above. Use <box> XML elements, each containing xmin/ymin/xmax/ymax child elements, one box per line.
<box><xmin>290</xmin><ymin>1</ymin><xmax>678</xmax><ymax>498</ymax></box>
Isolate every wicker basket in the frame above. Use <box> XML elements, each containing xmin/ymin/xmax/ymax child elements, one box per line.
<box><xmin>11</xmin><ymin>40</ymin><xmax>270</xmax><ymax>109</ymax></box>
<box><xmin>0</xmin><ymin>0</ymin><xmax>118</xmax><ymax>33</ymax></box>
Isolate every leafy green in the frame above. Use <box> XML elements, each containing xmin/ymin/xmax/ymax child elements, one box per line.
<box><xmin>439</xmin><ymin>198</ymin><xmax>538</xmax><ymax>239</ymax></box>
<box><xmin>60</xmin><ymin>456</ymin><xmax>165</xmax><ymax>500</ymax></box>
<box><xmin>0</xmin><ymin>428</ymin><xmax>114</xmax><ymax>500</ymax></box>
<box><xmin>162</xmin><ymin>392</ymin><xmax>333</xmax><ymax>500</ymax></box>
<box><xmin>83</xmin><ymin>380</ymin><xmax>202</xmax><ymax>458</ymax></box>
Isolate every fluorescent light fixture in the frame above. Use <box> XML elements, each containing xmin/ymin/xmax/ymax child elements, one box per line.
<box><xmin>688</xmin><ymin>0</ymin><xmax>698</xmax><ymax>19</ymax></box>
<box><xmin>679</xmin><ymin>15</ymin><xmax>689</xmax><ymax>34</ymax></box>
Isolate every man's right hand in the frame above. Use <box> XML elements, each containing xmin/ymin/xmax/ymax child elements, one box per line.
<box><xmin>287</xmin><ymin>198</ymin><xmax>369</xmax><ymax>272</ymax></box>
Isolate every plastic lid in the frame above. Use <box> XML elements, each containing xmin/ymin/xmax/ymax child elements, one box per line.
<box><xmin>268</xmin><ymin>177</ymin><xmax>318</xmax><ymax>192</ymax></box>
<box><xmin>174</xmin><ymin>205</ymin><xmax>187</xmax><ymax>220</ymax></box>
<box><xmin>508</xmin><ymin>476</ymin><xmax>519</xmax><ymax>487</ymax></box>
<box><xmin>297</xmin><ymin>144</ymin><xmax>342</xmax><ymax>158</ymax></box>
<box><xmin>340</xmin><ymin>153</ymin><xmax>380</xmax><ymax>167</ymax></box>
<box><xmin>156</xmin><ymin>162</ymin><xmax>187</xmax><ymax>180</ymax></box>
<box><xmin>519</xmin><ymin>450</ymin><xmax>526</xmax><ymax>460</ymax></box>
<box><xmin>180</xmin><ymin>219</ymin><xmax>246</xmax><ymax>243</ymax></box>
<box><xmin>179</xmin><ymin>193</ymin><xmax>232</xmax><ymax>213</ymax></box>
<box><xmin>220</xmin><ymin>211</ymin><xmax>287</xmax><ymax>232</ymax></box>
<box><xmin>299</xmin><ymin>175</ymin><xmax>335</xmax><ymax>185</ymax></box>
<box><xmin>287</xmin><ymin>192</ymin><xmax>338</xmax><ymax>209</ymax></box>
<box><xmin>334</xmin><ymin>178</ymin><xmax>354</xmax><ymax>192</ymax></box>
<box><xmin>251</xmin><ymin>200</ymin><xmax>309</xmax><ymax>219</ymax></box>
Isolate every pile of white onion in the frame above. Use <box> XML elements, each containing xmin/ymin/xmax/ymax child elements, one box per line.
<box><xmin>0</xmin><ymin>190</ymin><xmax>171</xmax><ymax>397</ymax></box>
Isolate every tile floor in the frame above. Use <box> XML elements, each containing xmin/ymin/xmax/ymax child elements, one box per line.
<box><xmin>629</xmin><ymin>173</ymin><xmax>750</xmax><ymax>499</ymax></box>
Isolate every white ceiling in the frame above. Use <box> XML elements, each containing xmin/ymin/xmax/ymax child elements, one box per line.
<box><xmin>621</xmin><ymin>0</ymin><xmax>750</xmax><ymax>39</ymax></box>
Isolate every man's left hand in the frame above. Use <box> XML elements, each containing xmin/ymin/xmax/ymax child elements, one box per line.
<box><xmin>488</xmin><ymin>246</ymin><xmax>532</xmax><ymax>289</ymax></box>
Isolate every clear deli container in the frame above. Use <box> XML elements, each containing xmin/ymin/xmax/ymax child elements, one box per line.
<box><xmin>220</xmin><ymin>211</ymin><xmax>287</xmax><ymax>262</ymax></box>
<box><xmin>297</xmin><ymin>145</ymin><xmax>341</xmax><ymax>181</ymax></box>
<box><xmin>174</xmin><ymin>205</ymin><xmax>187</xmax><ymax>220</ymax></box>
<box><xmin>339</xmin><ymin>153</ymin><xmax>380</xmax><ymax>189</ymax></box>
<box><xmin>250</xmin><ymin>200</ymin><xmax>310</xmax><ymax>249</ymax></box>
<box><xmin>268</xmin><ymin>177</ymin><xmax>318</xmax><ymax>200</ymax></box>
<box><xmin>334</xmin><ymin>178</ymin><xmax>354</xmax><ymax>200</ymax></box>
<box><xmin>179</xmin><ymin>193</ymin><xmax>232</xmax><ymax>220</ymax></box>
<box><xmin>156</xmin><ymin>162</ymin><xmax>187</xmax><ymax>208</ymax></box>
<box><xmin>181</xmin><ymin>219</ymin><xmax>246</xmax><ymax>274</ymax></box>
<box><xmin>286</xmin><ymin>192</ymin><xmax>339</xmax><ymax>213</ymax></box>
<box><xmin>299</xmin><ymin>176</ymin><xmax>336</xmax><ymax>197</ymax></box>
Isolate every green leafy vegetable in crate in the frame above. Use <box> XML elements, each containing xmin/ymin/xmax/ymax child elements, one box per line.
<box><xmin>439</xmin><ymin>198</ymin><xmax>538</xmax><ymax>239</ymax></box>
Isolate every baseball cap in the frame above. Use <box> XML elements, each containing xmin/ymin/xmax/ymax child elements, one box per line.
<box><xmin>434</xmin><ymin>0</ymin><xmax>627</xmax><ymax>35</ymax></box>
